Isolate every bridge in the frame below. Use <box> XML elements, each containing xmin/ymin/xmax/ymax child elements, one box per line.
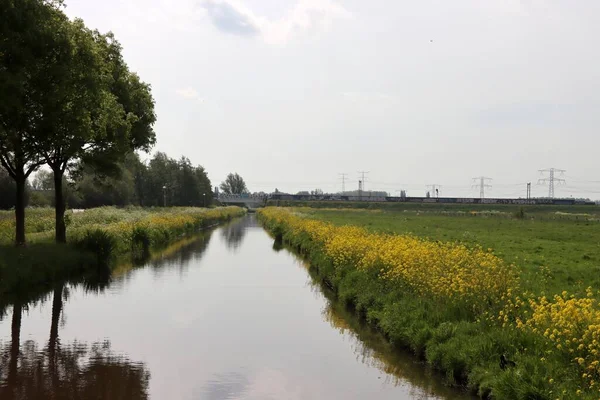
<box><xmin>218</xmin><ymin>194</ymin><xmax>267</xmax><ymax>209</ymax></box>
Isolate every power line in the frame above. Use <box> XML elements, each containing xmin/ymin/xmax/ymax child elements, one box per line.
<box><xmin>538</xmin><ymin>168</ymin><xmax>566</xmax><ymax>198</ymax></box>
<box><xmin>472</xmin><ymin>176</ymin><xmax>492</xmax><ymax>200</ymax></box>
<box><xmin>357</xmin><ymin>171</ymin><xmax>369</xmax><ymax>193</ymax></box>
<box><xmin>426</xmin><ymin>184</ymin><xmax>442</xmax><ymax>198</ymax></box>
<box><xmin>338</xmin><ymin>173</ymin><xmax>348</xmax><ymax>193</ymax></box>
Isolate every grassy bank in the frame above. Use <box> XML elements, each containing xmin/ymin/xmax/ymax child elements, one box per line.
<box><xmin>259</xmin><ymin>207</ymin><xmax>600</xmax><ymax>399</ymax></box>
<box><xmin>301</xmin><ymin>207</ymin><xmax>600</xmax><ymax>297</ymax></box>
<box><xmin>0</xmin><ymin>206</ymin><xmax>245</xmax><ymax>306</ymax></box>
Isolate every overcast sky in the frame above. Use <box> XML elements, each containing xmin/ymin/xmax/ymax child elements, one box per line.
<box><xmin>64</xmin><ymin>0</ymin><xmax>600</xmax><ymax>199</ymax></box>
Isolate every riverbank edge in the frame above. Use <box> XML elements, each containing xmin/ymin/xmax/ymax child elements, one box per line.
<box><xmin>0</xmin><ymin>207</ymin><xmax>246</xmax><ymax>310</ymax></box>
<box><xmin>257</xmin><ymin>209</ymin><xmax>569</xmax><ymax>400</ymax></box>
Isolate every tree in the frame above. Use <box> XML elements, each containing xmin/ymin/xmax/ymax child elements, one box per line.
<box><xmin>75</xmin><ymin>163</ymin><xmax>135</xmax><ymax>207</ymax></box>
<box><xmin>194</xmin><ymin>165</ymin><xmax>213</xmax><ymax>206</ymax></box>
<box><xmin>142</xmin><ymin>152</ymin><xmax>178</xmax><ymax>206</ymax></box>
<box><xmin>0</xmin><ymin>0</ymin><xmax>67</xmax><ymax>244</ymax></box>
<box><xmin>1</xmin><ymin>1</ymin><xmax>156</xmax><ymax>244</ymax></box>
<box><xmin>219</xmin><ymin>173</ymin><xmax>248</xmax><ymax>195</ymax></box>
<box><xmin>131</xmin><ymin>152</ymin><xmax>212</xmax><ymax>207</ymax></box>
<box><xmin>35</xmin><ymin>20</ymin><xmax>155</xmax><ymax>243</ymax></box>
<box><xmin>31</xmin><ymin>170</ymin><xmax>54</xmax><ymax>191</ymax></box>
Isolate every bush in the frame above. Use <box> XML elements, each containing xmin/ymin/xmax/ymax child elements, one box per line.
<box><xmin>75</xmin><ymin>229</ymin><xmax>115</xmax><ymax>263</ymax></box>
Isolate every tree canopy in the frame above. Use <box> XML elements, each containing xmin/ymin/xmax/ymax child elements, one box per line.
<box><xmin>0</xmin><ymin>0</ymin><xmax>69</xmax><ymax>244</ymax></box>
<box><xmin>219</xmin><ymin>173</ymin><xmax>248</xmax><ymax>195</ymax></box>
<box><xmin>0</xmin><ymin>0</ymin><xmax>156</xmax><ymax>244</ymax></box>
<box><xmin>8</xmin><ymin>151</ymin><xmax>214</xmax><ymax>210</ymax></box>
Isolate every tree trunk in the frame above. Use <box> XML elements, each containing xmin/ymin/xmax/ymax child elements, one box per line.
<box><xmin>49</xmin><ymin>284</ymin><xmax>63</xmax><ymax>351</ymax></box>
<box><xmin>53</xmin><ymin>170</ymin><xmax>66</xmax><ymax>243</ymax></box>
<box><xmin>14</xmin><ymin>173</ymin><xmax>26</xmax><ymax>246</ymax></box>
<box><xmin>49</xmin><ymin>285</ymin><xmax>63</xmax><ymax>391</ymax></box>
<box><xmin>7</xmin><ymin>302</ymin><xmax>22</xmax><ymax>393</ymax></box>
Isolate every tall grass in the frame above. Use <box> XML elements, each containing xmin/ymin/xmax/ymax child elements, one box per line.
<box><xmin>66</xmin><ymin>207</ymin><xmax>244</xmax><ymax>258</ymax></box>
<box><xmin>0</xmin><ymin>206</ymin><xmax>244</xmax><ymax>251</ymax></box>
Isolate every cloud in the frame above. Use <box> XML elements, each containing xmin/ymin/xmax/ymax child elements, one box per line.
<box><xmin>201</xmin><ymin>0</ymin><xmax>260</xmax><ymax>36</ymax></box>
<box><xmin>200</xmin><ymin>0</ymin><xmax>352</xmax><ymax>45</ymax></box>
<box><xmin>176</xmin><ymin>87</ymin><xmax>203</xmax><ymax>101</ymax></box>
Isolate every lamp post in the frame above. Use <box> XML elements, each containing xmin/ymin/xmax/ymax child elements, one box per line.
<box><xmin>162</xmin><ymin>185</ymin><xmax>167</xmax><ymax>207</ymax></box>
<box><xmin>203</xmin><ymin>193</ymin><xmax>206</xmax><ymax>208</ymax></box>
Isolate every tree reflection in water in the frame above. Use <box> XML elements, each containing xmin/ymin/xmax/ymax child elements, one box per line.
<box><xmin>0</xmin><ymin>229</ymin><xmax>222</xmax><ymax>399</ymax></box>
<box><xmin>149</xmin><ymin>230</ymin><xmax>213</xmax><ymax>272</ymax></box>
<box><xmin>0</xmin><ymin>281</ymin><xmax>149</xmax><ymax>399</ymax></box>
<box><xmin>220</xmin><ymin>216</ymin><xmax>254</xmax><ymax>250</ymax></box>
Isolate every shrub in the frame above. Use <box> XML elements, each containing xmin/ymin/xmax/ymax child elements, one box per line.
<box><xmin>75</xmin><ymin>229</ymin><xmax>115</xmax><ymax>263</ymax></box>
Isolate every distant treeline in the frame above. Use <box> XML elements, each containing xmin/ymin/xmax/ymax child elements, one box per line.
<box><xmin>0</xmin><ymin>152</ymin><xmax>213</xmax><ymax>210</ymax></box>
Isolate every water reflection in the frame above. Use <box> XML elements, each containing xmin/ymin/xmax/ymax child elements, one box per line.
<box><xmin>0</xmin><ymin>217</ymin><xmax>471</xmax><ymax>400</ymax></box>
<box><xmin>0</xmin><ymin>263</ymin><xmax>112</xmax><ymax>319</ymax></box>
<box><xmin>108</xmin><ymin>228</ymin><xmax>214</xmax><ymax>287</ymax></box>
<box><xmin>301</xmin><ymin>256</ymin><xmax>472</xmax><ymax>400</ymax></box>
<box><xmin>0</xmin><ymin>285</ymin><xmax>150</xmax><ymax>399</ymax></box>
<box><xmin>201</xmin><ymin>372</ymin><xmax>250</xmax><ymax>400</ymax></box>
<box><xmin>271</xmin><ymin>238</ymin><xmax>284</xmax><ymax>252</ymax></box>
<box><xmin>148</xmin><ymin>231</ymin><xmax>212</xmax><ymax>271</ymax></box>
<box><xmin>0</xmin><ymin>229</ymin><xmax>218</xmax><ymax>399</ymax></box>
<box><xmin>220</xmin><ymin>216</ymin><xmax>252</xmax><ymax>250</ymax></box>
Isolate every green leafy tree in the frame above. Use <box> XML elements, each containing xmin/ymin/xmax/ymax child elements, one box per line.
<box><xmin>142</xmin><ymin>152</ymin><xmax>178</xmax><ymax>206</ymax></box>
<box><xmin>219</xmin><ymin>173</ymin><xmax>248</xmax><ymax>195</ymax></box>
<box><xmin>35</xmin><ymin>21</ymin><xmax>155</xmax><ymax>242</ymax></box>
<box><xmin>194</xmin><ymin>165</ymin><xmax>213</xmax><ymax>207</ymax></box>
<box><xmin>137</xmin><ymin>153</ymin><xmax>212</xmax><ymax>207</ymax></box>
<box><xmin>75</xmin><ymin>163</ymin><xmax>135</xmax><ymax>208</ymax></box>
<box><xmin>0</xmin><ymin>0</ymin><xmax>65</xmax><ymax>244</ymax></box>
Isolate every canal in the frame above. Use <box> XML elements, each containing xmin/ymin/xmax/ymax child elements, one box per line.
<box><xmin>0</xmin><ymin>215</ymin><xmax>471</xmax><ymax>399</ymax></box>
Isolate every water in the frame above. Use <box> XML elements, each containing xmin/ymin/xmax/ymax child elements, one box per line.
<box><xmin>0</xmin><ymin>216</ymin><xmax>471</xmax><ymax>399</ymax></box>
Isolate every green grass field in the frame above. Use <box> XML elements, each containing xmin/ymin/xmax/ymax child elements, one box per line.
<box><xmin>298</xmin><ymin>206</ymin><xmax>600</xmax><ymax>298</ymax></box>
